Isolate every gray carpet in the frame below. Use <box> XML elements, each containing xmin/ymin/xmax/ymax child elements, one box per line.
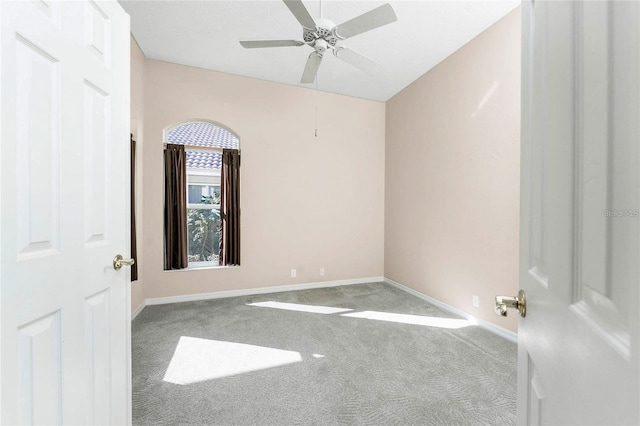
<box><xmin>132</xmin><ymin>282</ymin><xmax>516</xmax><ymax>425</ymax></box>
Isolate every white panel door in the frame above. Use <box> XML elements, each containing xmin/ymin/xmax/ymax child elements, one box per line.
<box><xmin>0</xmin><ymin>1</ymin><xmax>131</xmax><ymax>425</ymax></box>
<box><xmin>517</xmin><ymin>1</ymin><xmax>639</xmax><ymax>424</ymax></box>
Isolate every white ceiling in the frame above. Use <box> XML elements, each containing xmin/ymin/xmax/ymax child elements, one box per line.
<box><xmin>120</xmin><ymin>0</ymin><xmax>519</xmax><ymax>102</ymax></box>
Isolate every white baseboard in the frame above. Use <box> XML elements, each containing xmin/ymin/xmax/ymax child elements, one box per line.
<box><xmin>131</xmin><ymin>301</ymin><xmax>146</xmax><ymax>320</ymax></box>
<box><xmin>384</xmin><ymin>277</ymin><xmax>518</xmax><ymax>343</ymax></box>
<box><xmin>134</xmin><ymin>276</ymin><xmax>517</xmax><ymax>344</ymax></box>
<box><xmin>144</xmin><ymin>276</ymin><xmax>385</xmax><ymax>307</ymax></box>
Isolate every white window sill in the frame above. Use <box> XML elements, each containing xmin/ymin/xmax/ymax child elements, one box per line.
<box><xmin>163</xmin><ymin>264</ymin><xmax>239</xmax><ymax>272</ymax></box>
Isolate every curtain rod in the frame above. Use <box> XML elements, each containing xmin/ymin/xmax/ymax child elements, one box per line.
<box><xmin>163</xmin><ymin>143</ymin><xmax>240</xmax><ymax>153</ymax></box>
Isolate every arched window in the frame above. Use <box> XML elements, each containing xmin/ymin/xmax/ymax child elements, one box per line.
<box><xmin>165</xmin><ymin>121</ymin><xmax>240</xmax><ymax>267</ymax></box>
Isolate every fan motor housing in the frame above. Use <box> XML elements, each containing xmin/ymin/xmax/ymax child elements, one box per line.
<box><xmin>303</xmin><ymin>18</ymin><xmax>339</xmax><ymax>48</ymax></box>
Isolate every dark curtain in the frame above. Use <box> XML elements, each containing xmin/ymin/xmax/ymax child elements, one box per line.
<box><xmin>219</xmin><ymin>149</ymin><xmax>241</xmax><ymax>266</ymax></box>
<box><xmin>164</xmin><ymin>143</ymin><xmax>188</xmax><ymax>270</ymax></box>
<box><xmin>130</xmin><ymin>134</ymin><xmax>138</xmax><ymax>281</ymax></box>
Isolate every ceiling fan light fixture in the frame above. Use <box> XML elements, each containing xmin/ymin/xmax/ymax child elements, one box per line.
<box><xmin>314</xmin><ymin>39</ymin><xmax>328</xmax><ymax>55</ymax></box>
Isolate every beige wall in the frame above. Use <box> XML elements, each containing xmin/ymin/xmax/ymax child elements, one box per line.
<box><xmin>130</xmin><ymin>36</ymin><xmax>146</xmax><ymax>313</ymax></box>
<box><xmin>130</xmin><ymin>10</ymin><xmax>521</xmax><ymax>334</ymax></box>
<box><xmin>385</xmin><ymin>9</ymin><xmax>521</xmax><ymax>332</ymax></box>
<box><xmin>141</xmin><ymin>60</ymin><xmax>386</xmax><ymax>299</ymax></box>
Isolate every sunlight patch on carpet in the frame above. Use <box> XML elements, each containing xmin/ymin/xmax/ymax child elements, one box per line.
<box><xmin>163</xmin><ymin>336</ymin><xmax>302</xmax><ymax>385</ymax></box>
<box><xmin>247</xmin><ymin>301</ymin><xmax>353</xmax><ymax>314</ymax></box>
<box><xmin>341</xmin><ymin>310</ymin><xmax>476</xmax><ymax>329</ymax></box>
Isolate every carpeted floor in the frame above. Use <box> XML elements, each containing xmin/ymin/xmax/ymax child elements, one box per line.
<box><xmin>132</xmin><ymin>282</ymin><xmax>517</xmax><ymax>425</ymax></box>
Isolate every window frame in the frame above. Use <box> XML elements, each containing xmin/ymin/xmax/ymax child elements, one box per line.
<box><xmin>185</xmin><ymin>168</ymin><xmax>222</xmax><ymax>268</ymax></box>
<box><xmin>163</xmin><ymin>120</ymin><xmax>240</xmax><ymax>271</ymax></box>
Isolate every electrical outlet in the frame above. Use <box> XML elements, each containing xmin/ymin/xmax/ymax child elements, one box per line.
<box><xmin>291</xmin><ymin>269</ymin><xmax>296</xmax><ymax>278</ymax></box>
<box><xmin>472</xmin><ymin>295</ymin><xmax>480</xmax><ymax>308</ymax></box>
<box><xmin>319</xmin><ymin>268</ymin><xmax>325</xmax><ymax>276</ymax></box>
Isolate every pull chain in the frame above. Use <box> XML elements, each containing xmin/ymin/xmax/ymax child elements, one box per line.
<box><xmin>315</xmin><ymin>62</ymin><xmax>318</xmax><ymax>137</ymax></box>
<box><xmin>314</xmin><ymin>0</ymin><xmax>322</xmax><ymax>138</ymax></box>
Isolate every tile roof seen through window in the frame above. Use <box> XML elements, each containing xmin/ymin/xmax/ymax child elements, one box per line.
<box><xmin>186</xmin><ymin>151</ymin><xmax>222</xmax><ymax>169</ymax></box>
<box><xmin>166</xmin><ymin>121</ymin><xmax>239</xmax><ymax>170</ymax></box>
<box><xmin>166</xmin><ymin>122</ymin><xmax>239</xmax><ymax>149</ymax></box>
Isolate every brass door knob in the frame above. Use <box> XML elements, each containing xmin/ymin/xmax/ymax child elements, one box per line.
<box><xmin>495</xmin><ymin>290</ymin><xmax>526</xmax><ymax>317</ymax></box>
<box><xmin>113</xmin><ymin>254</ymin><xmax>135</xmax><ymax>271</ymax></box>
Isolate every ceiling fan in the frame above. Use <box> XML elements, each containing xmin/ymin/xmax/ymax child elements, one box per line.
<box><xmin>239</xmin><ymin>0</ymin><xmax>397</xmax><ymax>84</ymax></box>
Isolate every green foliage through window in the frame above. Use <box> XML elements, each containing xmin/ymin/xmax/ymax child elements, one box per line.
<box><xmin>187</xmin><ymin>194</ymin><xmax>221</xmax><ymax>263</ymax></box>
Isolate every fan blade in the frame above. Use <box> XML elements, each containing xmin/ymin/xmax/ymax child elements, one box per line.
<box><xmin>283</xmin><ymin>0</ymin><xmax>316</xmax><ymax>30</ymax></box>
<box><xmin>334</xmin><ymin>47</ymin><xmax>384</xmax><ymax>76</ymax></box>
<box><xmin>333</xmin><ymin>3</ymin><xmax>397</xmax><ymax>39</ymax></box>
<box><xmin>240</xmin><ymin>40</ymin><xmax>305</xmax><ymax>48</ymax></box>
<box><xmin>301</xmin><ymin>52</ymin><xmax>323</xmax><ymax>84</ymax></box>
